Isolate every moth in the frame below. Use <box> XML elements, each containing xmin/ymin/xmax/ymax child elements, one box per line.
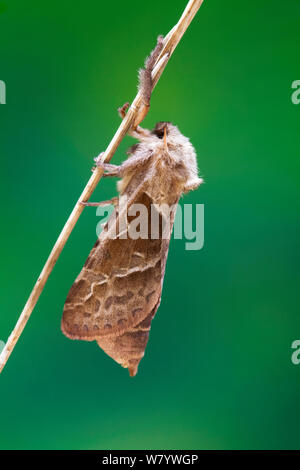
<box><xmin>61</xmin><ymin>36</ymin><xmax>203</xmax><ymax>376</ymax></box>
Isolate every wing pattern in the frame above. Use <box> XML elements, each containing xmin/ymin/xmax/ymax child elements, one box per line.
<box><xmin>62</xmin><ymin>191</ymin><xmax>177</xmax><ymax>376</ymax></box>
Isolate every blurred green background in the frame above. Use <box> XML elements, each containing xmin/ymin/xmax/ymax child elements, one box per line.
<box><xmin>0</xmin><ymin>0</ymin><xmax>300</xmax><ymax>450</ymax></box>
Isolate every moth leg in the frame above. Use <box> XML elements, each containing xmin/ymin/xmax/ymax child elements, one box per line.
<box><xmin>118</xmin><ymin>102</ymin><xmax>152</xmax><ymax>142</ymax></box>
<box><xmin>92</xmin><ymin>153</ymin><xmax>121</xmax><ymax>177</ymax></box>
<box><xmin>80</xmin><ymin>196</ymin><xmax>119</xmax><ymax>207</ymax></box>
<box><xmin>130</xmin><ymin>125</ymin><xmax>152</xmax><ymax>141</ymax></box>
<box><xmin>134</xmin><ymin>35</ymin><xmax>164</xmax><ymax>127</ymax></box>
<box><xmin>118</xmin><ymin>102</ymin><xmax>130</xmax><ymax>119</ymax></box>
<box><xmin>183</xmin><ymin>178</ymin><xmax>204</xmax><ymax>193</ymax></box>
<box><xmin>119</xmin><ymin>35</ymin><xmax>164</xmax><ymax>129</ymax></box>
<box><xmin>138</xmin><ymin>35</ymin><xmax>164</xmax><ymax>108</ymax></box>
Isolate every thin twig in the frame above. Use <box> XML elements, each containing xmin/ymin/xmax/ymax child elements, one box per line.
<box><xmin>0</xmin><ymin>0</ymin><xmax>205</xmax><ymax>374</ymax></box>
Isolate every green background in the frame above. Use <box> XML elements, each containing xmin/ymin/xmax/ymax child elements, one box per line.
<box><xmin>0</xmin><ymin>0</ymin><xmax>300</xmax><ymax>450</ymax></box>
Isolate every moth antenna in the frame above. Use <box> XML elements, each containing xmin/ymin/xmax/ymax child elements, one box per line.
<box><xmin>138</xmin><ymin>35</ymin><xmax>164</xmax><ymax>106</ymax></box>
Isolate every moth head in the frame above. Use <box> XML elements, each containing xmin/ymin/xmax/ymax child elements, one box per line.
<box><xmin>152</xmin><ymin>121</ymin><xmax>174</xmax><ymax>139</ymax></box>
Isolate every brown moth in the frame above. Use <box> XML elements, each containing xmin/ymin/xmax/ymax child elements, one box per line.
<box><xmin>61</xmin><ymin>36</ymin><xmax>203</xmax><ymax>376</ymax></box>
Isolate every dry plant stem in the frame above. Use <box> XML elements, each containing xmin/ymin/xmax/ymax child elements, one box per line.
<box><xmin>0</xmin><ymin>0</ymin><xmax>205</xmax><ymax>374</ymax></box>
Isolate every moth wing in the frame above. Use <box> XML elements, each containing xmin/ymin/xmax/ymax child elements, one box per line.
<box><xmin>62</xmin><ymin>191</ymin><xmax>175</xmax><ymax>341</ymax></box>
<box><xmin>96</xmin><ymin>199</ymin><xmax>179</xmax><ymax>376</ymax></box>
<box><xmin>96</xmin><ymin>299</ymin><xmax>161</xmax><ymax>377</ymax></box>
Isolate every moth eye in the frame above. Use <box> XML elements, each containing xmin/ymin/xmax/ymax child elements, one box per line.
<box><xmin>155</xmin><ymin>129</ymin><xmax>165</xmax><ymax>139</ymax></box>
<box><xmin>152</xmin><ymin>121</ymin><xmax>171</xmax><ymax>138</ymax></box>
